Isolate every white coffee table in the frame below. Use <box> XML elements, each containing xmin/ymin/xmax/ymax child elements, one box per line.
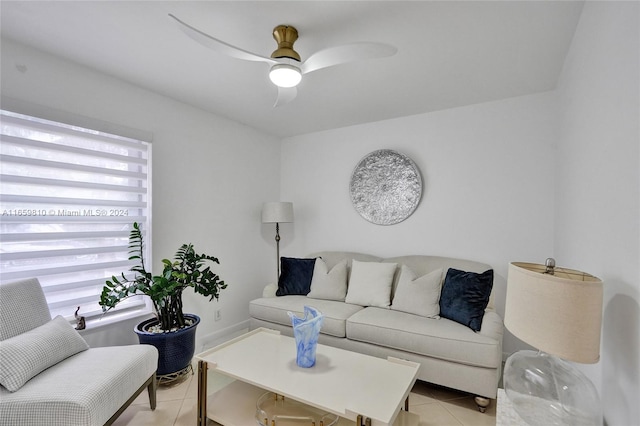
<box><xmin>196</xmin><ymin>328</ymin><xmax>420</xmax><ymax>426</ymax></box>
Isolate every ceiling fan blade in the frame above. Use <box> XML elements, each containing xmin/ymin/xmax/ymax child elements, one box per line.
<box><xmin>169</xmin><ymin>14</ymin><xmax>277</xmax><ymax>65</ymax></box>
<box><xmin>274</xmin><ymin>86</ymin><xmax>297</xmax><ymax>107</ymax></box>
<box><xmin>301</xmin><ymin>42</ymin><xmax>397</xmax><ymax>75</ymax></box>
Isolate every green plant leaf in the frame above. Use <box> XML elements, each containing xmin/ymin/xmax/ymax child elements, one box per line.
<box><xmin>99</xmin><ymin>222</ymin><xmax>229</xmax><ymax>330</ymax></box>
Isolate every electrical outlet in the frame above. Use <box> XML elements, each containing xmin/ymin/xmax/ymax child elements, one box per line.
<box><xmin>215</xmin><ymin>309</ymin><xmax>222</xmax><ymax>321</ymax></box>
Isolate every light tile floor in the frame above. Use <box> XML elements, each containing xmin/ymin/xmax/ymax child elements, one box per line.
<box><xmin>113</xmin><ymin>366</ymin><xmax>497</xmax><ymax>426</ymax></box>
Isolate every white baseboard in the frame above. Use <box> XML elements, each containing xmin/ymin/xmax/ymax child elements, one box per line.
<box><xmin>198</xmin><ymin>320</ymin><xmax>250</xmax><ymax>352</ymax></box>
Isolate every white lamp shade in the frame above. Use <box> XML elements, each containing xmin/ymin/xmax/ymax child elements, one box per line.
<box><xmin>269</xmin><ymin>64</ymin><xmax>302</xmax><ymax>88</ymax></box>
<box><xmin>504</xmin><ymin>262</ymin><xmax>603</xmax><ymax>364</ymax></box>
<box><xmin>261</xmin><ymin>202</ymin><xmax>294</xmax><ymax>224</ymax></box>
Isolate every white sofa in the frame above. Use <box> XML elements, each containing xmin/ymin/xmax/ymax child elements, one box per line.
<box><xmin>249</xmin><ymin>251</ymin><xmax>504</xmax><ymax>411</ymax></box>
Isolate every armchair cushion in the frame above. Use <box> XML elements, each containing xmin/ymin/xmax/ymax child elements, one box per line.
<box><xmin>0</xmin><ymin>315</ymin><xmax>89</xmax><ymax>392</ymax></box>
<box><xmin>0</xmin><ymin>345</ymin><xmax>158</xmax><ymax>426</ymax></box>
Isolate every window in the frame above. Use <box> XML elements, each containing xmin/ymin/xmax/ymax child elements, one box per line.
<box><xmin>0</xmin><ymin>109</ymin><xmax>151</xmax><ymax>323</ymax></box>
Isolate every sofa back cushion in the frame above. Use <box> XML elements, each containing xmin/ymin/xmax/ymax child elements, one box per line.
<box><xmin>307</xmin><ymin>258</ymin><xmax>349</xmax><ymax>301</ymax></box>
<box><xmin>276</xmin><ymin>257</ymin><xmax>317</xmax><ymax>296</ymax></box>
<box><xmin>306</xmin><ymin>252</ymin><xmax>495</xmax><ymax>311</ymax></box>
<box><xmin>385</xmin><ymin>255</ymin><xmax>495</xmax><ymax>310</ymax></box>
<box><xmin>308</xmin><ymin>251</ymin><xmax>383</xmax><ymax>270</ymax></box>
<box><xmin>391</xmin><ymin>266</ymin><xmax>443</xmax><ymax>318</ymax></box>
<box><xmin>344</xmin><ymin>260</ymin><xmax>398</xmax><ymax>308</ymax></box>
<box><xmin>439</xmin><ymin>268</ymin><xmax>494</xmax><ymax>332</ymax></box>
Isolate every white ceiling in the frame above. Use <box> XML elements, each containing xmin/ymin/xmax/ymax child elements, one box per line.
<box><xmin>0</xmin><ymin>1</ymin><xmax>584</xmax><ymax>138</ymax></box>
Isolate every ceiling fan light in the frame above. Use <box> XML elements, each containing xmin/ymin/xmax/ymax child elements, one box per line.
<box><xmin>269</xmin><ymin>64</ymin><xmax>302</xmax><ymax>88</ymax></box>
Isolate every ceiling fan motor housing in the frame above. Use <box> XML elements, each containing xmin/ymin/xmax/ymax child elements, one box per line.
<box><xmin>271</xmin><ymin>25</ymin><xmax>301</xmax><ymax>61</ymax></box>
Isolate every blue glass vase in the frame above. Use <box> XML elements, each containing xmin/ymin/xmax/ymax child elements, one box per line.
<box><xmin>288</xmin><ymin>306</ymin><xmax>324</xmax><ymax>368</ymax></box>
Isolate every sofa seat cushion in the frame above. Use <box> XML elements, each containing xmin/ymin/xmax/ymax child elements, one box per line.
<box><xmin>250</xmin><ymin>296</ymin><xmax>365</xmax><ymax>338</ymax></box>
<box><xmin>346</xmin><ymin>307</ymin><xmax>501</xmax><ymax>368</ymax></box>
<box><xmin>0</xmin><ymin>345</ymin><xmax>158</xmax><ymax>426</ymax></box>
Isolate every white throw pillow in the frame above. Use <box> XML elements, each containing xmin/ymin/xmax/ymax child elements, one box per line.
<box><xmin>0</xmin><ymin>315</ymin><xmax>89</xmax><ymax>392</ymax></box>
<box><xmin>307</xmin><ymin>258</ymin><xmax>348</xmax><ymax>301</ymax></box>
<box><xmin>345</xmin><ymin>260</ymin><xmax>397</xmax><ymax>308</ymax></box>
<box><xmin>391</xmin><ymin>266</ymin><xmax>443</xmax><ymax>318</ymax></box>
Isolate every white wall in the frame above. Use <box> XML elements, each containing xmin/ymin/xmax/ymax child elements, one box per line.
<box><xmin>279</xmin><ymin>2</ymin><xmax>639</xmax><ymax>422</ymax></box>
<box><xmin>3</xmin><ymin>3</ymin><xmax>638</xmax><ymax>419</ymax></box>
<box><xmin>555</xmin><ymin>2</ymin><xmax>639</xmax><ymax>425</ymax></box>
<box><xmin>1</xmin><ymin>39</ymin><xmax>281</xmax><ymax>350</ymax></box>
<box><xmin>280</xmin><ymin>91</ymin><xmax>559</xmax><ymax>356</ymax></box>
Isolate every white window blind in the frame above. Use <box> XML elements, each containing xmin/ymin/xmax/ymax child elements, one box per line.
<box><xmin>0</xmin><ymin>109</ymin><xmax>151</xmax><ymax>322</ymax></box>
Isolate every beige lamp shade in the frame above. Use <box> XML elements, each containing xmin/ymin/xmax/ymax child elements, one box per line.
<box><xmin>504</xmin><ymin>262</ymin><xmax>603</xmax><ymax>364</ymax></box>
<box><xmin>261</xmin><ymin>202</ymin><xmax>294</xmax><ymax>224</ymax></box>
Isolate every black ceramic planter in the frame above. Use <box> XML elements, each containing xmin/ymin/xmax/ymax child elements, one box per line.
<box><xmin>134</xmin><ymin>314</ymin><xmax>200</xmax><ymax>376</ymax></box>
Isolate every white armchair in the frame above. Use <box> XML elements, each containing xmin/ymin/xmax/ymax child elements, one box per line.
<box><xmin>0</xmin><ymin>278</ymin><xmax>158</xmax><ymax>426</ymax></box>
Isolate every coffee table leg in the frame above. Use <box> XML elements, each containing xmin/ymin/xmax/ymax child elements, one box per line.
<box><xmin>197</xmin><ymin>360</ymin><xmax>208</xmax><ymax>426</ymax></box>
<box><xmin>356</xmin><ymin>415</ymin><xmax>372</xmax><ymax>426</ymax></box>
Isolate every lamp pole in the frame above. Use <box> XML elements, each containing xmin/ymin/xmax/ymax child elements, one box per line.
<box><xmin>275</xmin><ymin>222</ymin><xmax>281</xmax><ymax>279</ymax></box>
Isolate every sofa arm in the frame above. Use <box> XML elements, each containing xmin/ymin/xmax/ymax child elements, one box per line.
<box><xmin>478</xmin><ymin>310</ymin><xmax>504</xmax><ymax>342</ymax></box>
<box><xmin>262</xmin><ymin>283</ymin><xmax>278</xmax><ymax>298</ymax></box>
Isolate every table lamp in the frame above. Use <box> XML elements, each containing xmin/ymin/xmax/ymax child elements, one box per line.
<box><xmin>504</xmin><ymin>259</ymin><xmax>603</xmax><ymax>426</ymax></box>
<box><xmin>261</xmin><ymin>202</ymin><xmax>294</xmax><ymax>281</ymax></box>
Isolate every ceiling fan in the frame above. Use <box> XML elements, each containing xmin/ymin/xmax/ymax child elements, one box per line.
<box><xmin>168</xmin><ymin>14</ymin><xmax>398</xmax><ymax>107</ymax></box>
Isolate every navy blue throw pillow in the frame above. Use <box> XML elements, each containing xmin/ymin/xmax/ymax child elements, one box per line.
<box><xmin>276</xmin><ymin>257</ymin><xmax>317</xmax><ymax>296</ymax></box>
<box><xmin>439</xmin><ymin>268</ymin><xmax>494</xmax><ymax>332</ymax></box>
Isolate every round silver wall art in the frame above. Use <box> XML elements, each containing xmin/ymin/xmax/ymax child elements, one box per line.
<box><xmin>350</xmin><ymin>149</ymin><xmax>423</xmax><ymax>225</ymax></box>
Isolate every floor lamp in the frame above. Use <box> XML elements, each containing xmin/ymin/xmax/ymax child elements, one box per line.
<box><xmin>261</xmin><ymin>202</ymin><xmax>294</xmax><ymax>282</ymax></box>
<box><xmin>504</xmin><ymin>259</ymin><xmax>603</xmax><ymax>425</ymax></box>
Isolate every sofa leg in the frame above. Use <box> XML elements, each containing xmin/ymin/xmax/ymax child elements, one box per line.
<box><xmin>474</xmin><ymin>396</ymin><xmax>490</xmax><ymax>413</ymax></box>
<box><xmin>148</xmin><ymin>374</ymin><xmax>157</xmax><ymax>410</ymax></box>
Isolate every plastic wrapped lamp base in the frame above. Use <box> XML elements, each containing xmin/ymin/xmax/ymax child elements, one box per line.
<box><xmin>503</xmin><ymin>350</ymin><xmax>602</xmax><ymax>426</ymax></box>
<box><xmin>288</xmin><ymin>306</ymin><xmax>324</xmax><ymax>368</ymax></box>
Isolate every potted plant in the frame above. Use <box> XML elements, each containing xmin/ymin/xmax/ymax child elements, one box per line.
<box><xmin>99</xmin><ymin>222</ymin><xmax>228</xmax><ymax>381</ymax></box>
